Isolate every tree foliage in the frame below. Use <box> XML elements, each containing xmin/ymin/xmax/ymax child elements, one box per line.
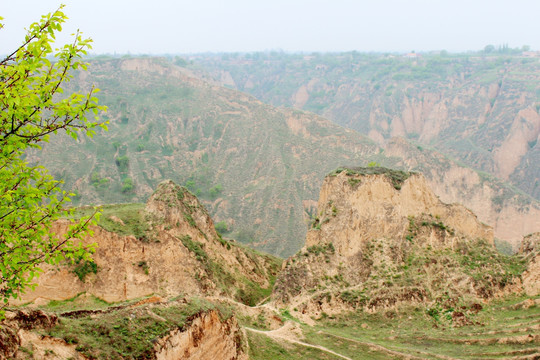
<box><xmin>0</xmin><ymin>6</ymin><xmax>106</xmax><ymax>308</ymax></box>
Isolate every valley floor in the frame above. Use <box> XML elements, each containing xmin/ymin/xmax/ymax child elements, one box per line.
<box><xmin>244</xmin><ymin>294</ymin><xmax>540</xmax><ymax>360</ymax></box>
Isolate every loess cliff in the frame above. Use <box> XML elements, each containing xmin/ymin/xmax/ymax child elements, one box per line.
<box><xmin>273</xmin><ymin>168</ymin><xmax>526</xmax><ymax>317</ymax></box>
<box><xmin>13</xmin><ymin>180</ymin><xmax>280</xmax><ymax>306</ymax></box>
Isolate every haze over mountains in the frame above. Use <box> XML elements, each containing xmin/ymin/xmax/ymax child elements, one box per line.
<box><xmin>6</xmin><ymin>48</ymin><xmax>540</xmax><ymax>359</ymax></box>
<box><xmin>31</xmin><ymin>53</ymin><xmax>540</xmax><ymax>256</ymax></box>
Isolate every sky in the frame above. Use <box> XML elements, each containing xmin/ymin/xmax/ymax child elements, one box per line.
<box><xmin>2</xmin><ymin>0</ymin><xmax>540</xmax><ymax>54</ymax></box>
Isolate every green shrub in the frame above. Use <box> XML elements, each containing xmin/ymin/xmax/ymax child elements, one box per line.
<box><xmin>72</xmin><ymin>260</ymin><xmax>98</xmax><ymax>282</ymax></box>
<box><xmin>121</xmin><ymin>177</ymin><xmax>134</xmax><ymax>193</ymax></box>
<box><xmin>115</xmin><ymin>155</ymin><xmax>129</xmax><ymax>172</ymax></box>
<box><xmin>137</xmin><ymin>261</ymin><xmax>149</xmax><ymax>275</ymax></box>
<box><xmin>178</xmin><ymin>235</ymin><xmax>208</xmax><ymax>263</ymax></box>
<box><xmin>209</xmin><ymin>184</ymin><xmax>223</xmax><ymax>199</ymax></box>
<box><xmin>215</xmin><ymin>221</ymin><xmax>229</xmax><ymax>234</ymax></box>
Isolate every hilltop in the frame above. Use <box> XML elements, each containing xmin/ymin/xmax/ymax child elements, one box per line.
<box><xmin>13</xmin><ymin>180</ymin><xmax>280</xmax><ymax>307</ymax></box>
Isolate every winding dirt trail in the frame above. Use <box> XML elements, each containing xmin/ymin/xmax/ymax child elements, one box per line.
<box><xmin>244</xmin><ymin>324</ymin><xmax>354</xmax><ymax>360</ymax></box>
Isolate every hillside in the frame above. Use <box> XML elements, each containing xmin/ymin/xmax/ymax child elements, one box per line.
<box><xmin>192</xmin><ymin>52</ymin><xmax>540</xmax><ymax>201</ymax></box>
<box><xmin>13</xmin><ymin>180</ymin><xmax>280</xmax><ymax>307</ymax></box>
<box><xmin>3</xmin><ymin>169</ymin><xmax>540</xmax><ymax>360</ymax></box>
<box><xmin>29</xmin><ymin>56</ymin><xmax>539</xmax><ymax>255</ymax></box>
<box><xmin>5</xmin><ymin>169</ymin><xmax>539</xmax><ymax>360</ymax></box>
<box><xmin>30</xmin><ymin>57</ymin><xmax>379</xmax><ymax>257</ymax></box>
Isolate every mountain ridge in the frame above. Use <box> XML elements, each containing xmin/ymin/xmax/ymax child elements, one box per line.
<box><xmin>28</xmin><ymin>56</ymin><xmax>540</xmax><ymax>255</ymax></box>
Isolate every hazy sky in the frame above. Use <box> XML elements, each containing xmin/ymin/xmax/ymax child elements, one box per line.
<box><xmin>2</xmin><ymin>0</ymin><xmax>540</xmax><ymax>54</ymax></box>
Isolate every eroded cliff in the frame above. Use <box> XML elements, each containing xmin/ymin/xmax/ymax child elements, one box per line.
<box><xmin>154</xmin><ymin>310</ymin><xmax>247</xmax><ymax>360</ymax></box>
<box><xmin>13</xmin><ymin>180</ymin><xmax>280</xmax><ymax>306</ymax></box>
<box><xmin>273</xmin><ymin>168</ymin><xmax>526</xmax><ymax>317</ymax></box>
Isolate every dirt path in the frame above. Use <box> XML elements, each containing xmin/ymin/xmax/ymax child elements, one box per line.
<box><xmin>244</xmin><ymin>324</ymin><xmax>354</xmax><ymax>360</ymax></box>
<box><xmin>318</xmin><ymin>331</ymin><xmax>459</xmax><ymax>360</ymax></box>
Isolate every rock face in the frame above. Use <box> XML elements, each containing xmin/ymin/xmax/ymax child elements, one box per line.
<box><xmin>273</xmin><ymin>168</ymin><xmax>521</xmax><ymax>315</ymax></box>
<box><xmin>154</xmin><ymin>310</ymin><xmax>247</xmax><ymax>360</ymax></box>
<box><xmin>13</xmin><ymin>181</ymin><xmax>279</xmax><ymax>305</ymax></box>
<box><xmin>306</xmin><ymin>168</ymin><xmax>493</xmax><ymax>258</ymax></box>
<box><xmin>520</xmin><ymin>233</ymin><xmax>540</xmax><ymax>296</ymax></box>
<box><xmin>1</xmin><ymin>307</ymin><xmax>247</xmax><ymax>360</ymax></box>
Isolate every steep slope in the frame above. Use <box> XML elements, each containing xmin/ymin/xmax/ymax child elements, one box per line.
<box><xmin>31</xmin><ymin>57</ymin><xmax>379</xmax><ymax>257</ymax></box>
<box><xmin>13</xmin><ymin>180</ymin><xmax>280</xmax><ymax>306</ymax></box>
<box><xmin>193</xmin><ymin>52</ymin><xmax>540</xmax><ymax>201</ymax></box>
<box><xmin>273</xmin><ymin>168</ymin><xmax>526</xmax><ymax>316</ymax></box>
<box><xmin>2</xmin><ymin>303</ymin><xmax>248</xmax><ymax>360</ymax></box>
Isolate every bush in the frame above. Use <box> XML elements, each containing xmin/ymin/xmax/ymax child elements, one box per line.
<box><xmin>121</xmin><ymin>178</ymin><xmax>134</xmax><ymax>193</ymax></box>
<box><xmin>72</xmin><ymin>260</ymin><xmax>98</xmax><ymax>282</ymax></box>
<box><xmin>115</xmin><ymin>156</ymin><xmax>129</xmax><ymax>172</ymax></box>
<box><xmin>215</xmin><ymin>221</ymin><xmax>229</xmax><ymax>234</ymax></box>
<box><xmin>209</xmin><ymin>184</ymin><xmax>223</xmax><ymax>199</ymax></box>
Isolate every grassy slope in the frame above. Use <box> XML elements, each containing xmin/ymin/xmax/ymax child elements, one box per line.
<box><xmin>39</xmin><ymin>292</ymin><xmax>539</xmax><ymax>359</ymax></box>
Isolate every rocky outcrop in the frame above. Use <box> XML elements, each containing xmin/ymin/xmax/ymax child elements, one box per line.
<box><xmin>154</xmin><ymin>310</ymin><xmax>247</xmax><ymax>360</ymax></box>
<box><xmin>273</xmin><ymin>168</ymin><xmax>522</xmax><ymax>316</ymax></box>
<box><xmin>520</xmin><ymin>233</ymin><xmax>540</xmax><ymax>296</ymax></box>
<box><xmin>306</xmin><ymin>168</ymin><xmax>493</xmax><ymax>258</ymax></box>
<box><xmin>1</xmin><ymin>307</ymin><xmax>247</xmax><ymax>360</ymax></box>
<box><xmin>13</xmin><ymin>181</ymin><xmax>279</xmax><ymax>306</ymax></box>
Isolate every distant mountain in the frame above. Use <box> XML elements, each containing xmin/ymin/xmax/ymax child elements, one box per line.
<box><xmin>191</xmin><ymin>52</ymin><xmax>540</xmax><ymax>201</ymax></box>
<box><xmin>31</xmin><ymin>57</ymin><xmax>539</xmax><ymax>255</ymax></box>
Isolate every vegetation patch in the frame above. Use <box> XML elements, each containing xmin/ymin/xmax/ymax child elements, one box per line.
<box><xmin>178</xmin><ymin>235</ymin><xmax>208</xmax><ymax>263</ymax></box>
<box><xmin>40</xmin><ymin>293</ymin><xmax>112</xmax><ymax>312</ymax></box>
<box><xmin>339</xmin><ymin>289</ymin><xmax>369</xmax><ymax>307</ymax></box>
<box><xmin>137</xmin><ymin>261</ymin><xmax>149</xmax><ymax>275</ymax></box>
<box><xmin>330</xmin><ymin>166</ymin><xmax>413</xmax><ymax>190</ymax></box>
<box><xmin>215</xmin><ymin>221</ymin><xmax>229</xmax><ymax>235</ymax></box>
<box><xmin>72</xmin><ymin>259</ymin><xmax>98</xmax><ymax>282</ymax></box>
<box><xmin>183</xmin><ymin>212</ymin><xmax>197</xmax><ymax>228</ymax></box>
<box><xmin>114</xmin><ymin>155</ymin><xmax>129</xmax><ymax>173</ymax></box>
<box><xmin>306</xmin><ymin>243</ymin><xmax>335</xmax><ymax>256</ymax></box>
<box><xmin>68</xmin><ymin>203</ymin><xmax>150</xmax><ymax>241</ymax></box>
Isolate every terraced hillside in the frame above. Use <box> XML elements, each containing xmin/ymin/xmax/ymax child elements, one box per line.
<box><xmin>247</xmin><ymin>295</ymin><xmax>540</xmax><ymax>360</ymax></box>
